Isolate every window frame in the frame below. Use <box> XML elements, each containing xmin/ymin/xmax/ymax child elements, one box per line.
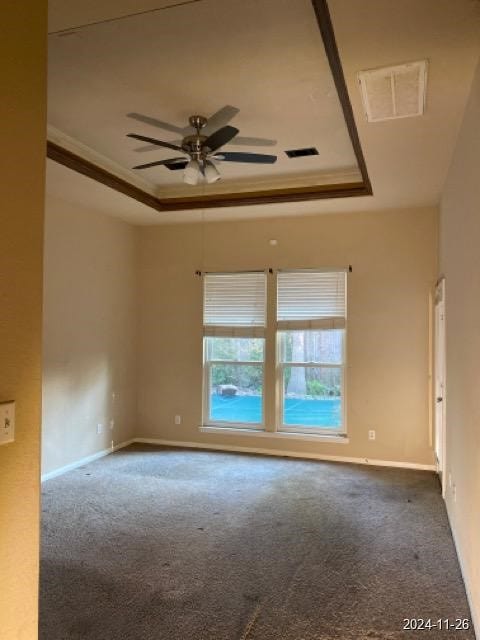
<box><xmin>202</xmin><ymin>353</ymin><xmax>266</xmax><ymax>430</ymax></box>
<box><xmin>201</xmin><ymin>268</ymin><xmax>347</xmax><ymax>437</ymax></box>
<box><xmin>276</xmin><ymin>331</ymin><xmax>346</xmax><ymax>435</ymax></box>
<box><xmin>202</xmin><ymin>271</ymin><xmax>267</xmax><ymax>430</ymax></box>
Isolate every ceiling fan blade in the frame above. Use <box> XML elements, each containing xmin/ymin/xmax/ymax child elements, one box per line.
<box><xmin>132</xmin><ymin>133</ymin><xmax>277</xmax><ymax>154</ymax></box>
<box><xmin>127</xmin><ymin>133</ymin><xmax>183</xmax><ymax>152</ymax></box>
<box><xmin>204</xmin><ymin>125</ymin><xmax>239</xmax><ymax>152</ymax></box>
<box><xmin>203</xmin><ymin>105</ymin><xmax>240</xmax><ymax>135</ymax></box>
<box><xmin>213</xmin><ymin>152</ymin><xmax>277</xmax><ymax>164</ymax></box>
<box><xmin>227</xmin><ymin>136</ymin><xmax>277</xmax><ymax>147</ymax></box>
<box><xmin>135</xmin><ymin>140</ymin><xmax>185</xmax><ymax>152</ymax></box>
<box><xmin>177</xmin><ymin>136</ymin><xmax>275</xmax><ymax>150</ymax></box>
<box><xmin>132</xmin><ymin>157</ymin><xmax>187</xmax><ymax>170</ymax></box>
<box><xmin>134</xmin><ymin>144</ymin><xmax>163</xmax><ymax>153</ymax></box>
<box><xmin>126</xmin><ymin>112</ymin><xmax>187</xmax><ymax>135</ymax></box>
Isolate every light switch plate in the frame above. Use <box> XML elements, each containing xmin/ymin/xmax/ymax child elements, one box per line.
<box><xmin>0</xmin><ymin>401</ymin><xmax>15</xmax><ymax>445</ymax></box>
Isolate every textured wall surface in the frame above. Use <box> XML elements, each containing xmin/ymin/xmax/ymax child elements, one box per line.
<box><xmin>137</xmin><ymin>207</ymin><xmax>437</xmax><ymax>466</ymax></box>
<box><xmin>42</xmin><ymin>194</ymin><xmax>138</xmax><ymax>476</ymax></box>
<box><xmin>0</xmin><ymin>2</ymin><xmax>47</xmax><ymax>638</ymax></box>
<box><xmin>439</xmin><ymin>58</ymin><xmax>480</xmax><ymax>634</ymax></box>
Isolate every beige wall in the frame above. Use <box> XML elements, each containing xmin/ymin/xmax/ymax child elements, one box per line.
<box><xmin>439</xmin><ymin>59</ymin><xmax>480</xmax><ymax>632</ymax></box>
<box><xmin>137</xmin><ymin>207</ymin><xmax>437</xmax><ymax>466</ymax></box>
<box><xmin>0</xmin><ymin>2</ymin><xmax>46</xmax><ymax>639</ymax></box>
<box><xmin>42</xmin><ymin>193</ymin><xmax>138</xmax><ymax>476</ymax></box>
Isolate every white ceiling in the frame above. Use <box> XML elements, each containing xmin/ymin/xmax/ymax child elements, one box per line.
<box><xmin>46</xmin><ymin>0</ymin><xmax>480</xmax><ymax>224</ymax></box>
<box><xmin>48</xmin><ymin>0</ymin><xmax>192</xmax><ymax>33</ymax></box>
<box><xmin>48</xmin><ymin>0</ymin><xmax>360</xmax><ymax>198</ymax></box>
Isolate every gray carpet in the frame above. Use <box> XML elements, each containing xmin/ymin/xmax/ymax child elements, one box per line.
<box><xmin>40</xmin><ymin>444</ymin><xmax>474</xmax><ymax>640</ymax></box>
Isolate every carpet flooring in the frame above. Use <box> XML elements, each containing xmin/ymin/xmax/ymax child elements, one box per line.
<box><xmin>40</xmin><ymin>444</ymin><xmax>474</xmax><ymax>640</ymax></box>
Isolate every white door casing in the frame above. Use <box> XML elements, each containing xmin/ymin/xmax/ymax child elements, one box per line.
<box><xmin>434</xmin><ymin>278</ymin><xmax>446</xmax><ymax>495</ymax></box>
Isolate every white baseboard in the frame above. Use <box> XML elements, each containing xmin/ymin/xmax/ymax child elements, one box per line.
<box><xmin>445</xmin><ymin>504</ymin><xmax>479</xmax><ymax>637</ymax></box>
<box><xmin>41</xmin><ymin>437</ymin><xmax>435</xmax><ymax>481</ymax></box>
<box><xmin>41</xmin><ymin>439</ymin><xmax>134</xmax><ymax>482</ymax></box>
<box><xmin>199</xmin><ymin>425</ymin><xmax>349</xmax><ymax>444</ymax></box>
<box><xmin>133</xmin><ymin>438</ymin><xmax>435</xmax><ymax>471</ymax></box>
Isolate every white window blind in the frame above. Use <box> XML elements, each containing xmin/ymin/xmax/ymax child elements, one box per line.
<box><xmin>203</xmin><ymin>272</ymin><xmax>266</xmax><ymax>337</ymax></box>
<box><xmin>277</xmin><ymin>270</ymin><xmax>346</xmax><ymax>330</ymax></box>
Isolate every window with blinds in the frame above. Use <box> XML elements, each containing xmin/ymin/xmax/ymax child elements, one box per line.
<box><xmin>203</xmin><ymin>272</ymin><xmax>266</xmax><ymax>337</ymax></box>
<box><xmin>277</xmin><ymin>270</ymin><xmax>346</xmax><ymax>329</ymax></box>
<box><xmin>203</xmin><ymin>272</ymin><xmax>266</xmax><ymax>427</ymax></box>
<box><xmin>276</xmin><ymin>270</ymin><xmax>347</xmax><ymax>434</ymax></box>
<box><xmin>201</xmin><ymin>269</ymin><xmax>347</xmax><ymax>435</ymax></box>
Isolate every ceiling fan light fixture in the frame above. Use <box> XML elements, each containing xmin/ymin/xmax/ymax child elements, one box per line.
<box><xmin>204</xmin><ymin>161</ymin><xmax>221</xmax><ymax>184</ymax></box>
<box><xmin>183</xmin><ymin>159</ymin><xmax>201</xmax><ymax>185</ymax></box>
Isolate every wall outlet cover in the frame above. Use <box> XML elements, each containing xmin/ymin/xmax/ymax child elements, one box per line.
<box><xmin>0</xmin><ymin>401</ymin><xmax>15</xmax><ymax>445</ymax></box>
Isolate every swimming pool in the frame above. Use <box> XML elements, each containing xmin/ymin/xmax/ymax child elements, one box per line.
<box><xmin>210</xmin><ymin>393</ymin><xmax>341</xmax><ymax>427</ymax></box>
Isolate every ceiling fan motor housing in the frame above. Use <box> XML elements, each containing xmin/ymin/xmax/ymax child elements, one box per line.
<box><xmin>182</xmin><ymin>133</ymin><xmax>208</xmax><ymax>158</ymax></box>
<box><xmin>183</xmin><ymin>115</ymin><xmax>210</xmax><ymax>158</ymax></box>
<box><xmin>189</xmin><ymin>114</ymin><xmax>208</xmax><ymax>130</ymax></box>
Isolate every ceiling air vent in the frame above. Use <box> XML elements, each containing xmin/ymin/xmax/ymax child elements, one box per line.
<box><xmin>285</xmin><ymin>147</ymin><xmax>319</xmax><ymax>158</ymax></box>
<box><xmin>357</xmin><ymin>60</ymin><xmax>428</xmax><ymax>122</ymax></box>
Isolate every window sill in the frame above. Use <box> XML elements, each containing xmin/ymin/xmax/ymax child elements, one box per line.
<box><xmin>199</xmin><ymin>426</ymin><xmax>349</xmax><ymax>444</ymax></box>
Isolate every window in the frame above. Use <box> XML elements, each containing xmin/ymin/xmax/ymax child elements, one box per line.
<box><xmin>278</xmin><ymin>330</ymin><xmax>345</xmax><ymax>432</ymax></box>
<box><xmin>203</xmin><ymin>272</ymin><xmax>266</xmax><ymax>428</ymax></box>
<box><xmin>202</xmin><ymin>269</ymin><xmax>347</xmax><ymax>437</ymax></box>
<box><xmin>277</xmin><ymin>271</ymin><xmax>346</xmax><ymax>434</ymax></box>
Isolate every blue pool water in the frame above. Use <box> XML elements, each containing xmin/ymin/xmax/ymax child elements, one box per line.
<box><xmin>210</xmin><ymin>394</ymin><xmax>341</xmax><ymax>427</ymax></box>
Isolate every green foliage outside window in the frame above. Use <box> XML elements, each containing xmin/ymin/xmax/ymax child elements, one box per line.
<box><xmin>211</xmin><ymin>364</ymin><xmax>262</xmax><ymax>393</ymax></box>
<box><xmin>209</xmin><ymin>338</ymin><xmax>263</xmax><ymax>394</ymax></box>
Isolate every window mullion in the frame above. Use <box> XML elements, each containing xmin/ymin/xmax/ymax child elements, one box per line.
<box><xmin>203</xmin><ymin>361</ymin><xmax>212</xmax><ymax>426</ymax></box>
<box><xmin>264</xmin><ymin>270</ymin><xmax>277</xmax><ymax>433</ymax></box>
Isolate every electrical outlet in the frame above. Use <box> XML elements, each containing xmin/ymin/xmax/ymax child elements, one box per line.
<box><xmin>97</xmin><ymin>423</ymin><xmax>103</xmax><ymax>435</ymax></box>
<box><xmin>0</xmin><ymin>401</ymin><xmax>15</xmax><ymax>445</ymax></box>
<box><xmin>368</xmin><ymin>429</ymin><xmax>376</xmax><ymax>440</ymax></box>
<box><xmin>109</xmin><ymin>419</ymin><xmax>115</xmax><ymax>430</ymax></box>
<box><xmin>175</xmin><ymin>415</ymin><xmax>182</xmax><ymax>425</ymax></box>
<box><xmin>448</xmin><ymin>472</ymin><xmax>452</xmax><ymax>489</ymax></box>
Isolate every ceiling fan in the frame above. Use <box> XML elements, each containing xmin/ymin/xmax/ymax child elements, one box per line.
<box><xmin>127</xmin><ymin>108</ymin><xmax>277</xmax><ymax>185</ymax></box>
